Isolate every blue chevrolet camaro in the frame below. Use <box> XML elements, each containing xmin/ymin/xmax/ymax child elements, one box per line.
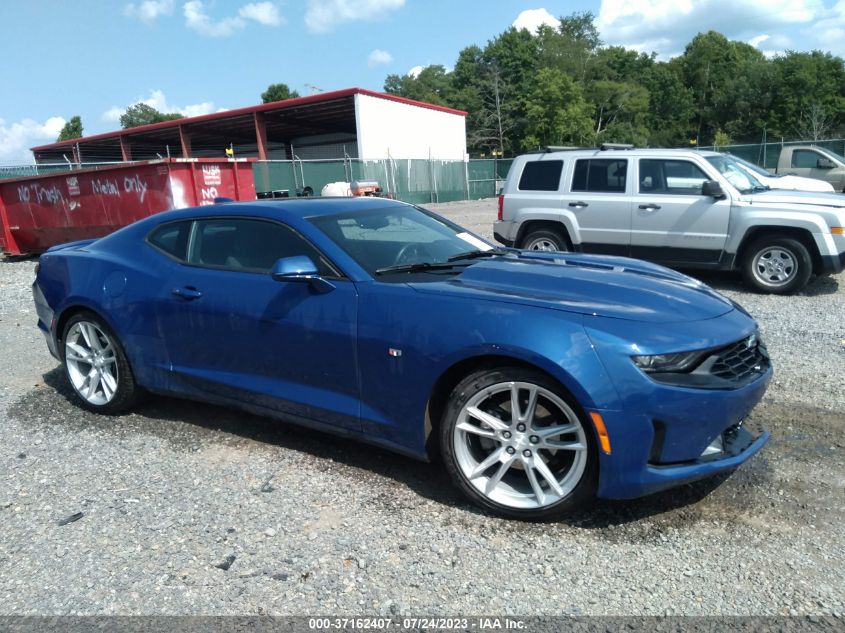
<box><xmin>32</xmin><ymin>197</ymin><xmax>771</xmax><ymax>519</ymax></box>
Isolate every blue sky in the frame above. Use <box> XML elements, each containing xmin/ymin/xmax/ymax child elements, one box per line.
<box><xmin>1</xmin><ymin>0</ymin><xmax>843</xmax><ymax>163</ymax></box>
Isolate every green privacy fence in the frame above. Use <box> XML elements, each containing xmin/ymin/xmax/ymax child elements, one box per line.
<box><xmin>252</xmin><ymin>158</ymin><xmax>512</xmax><ymax>204</ymax></box>
<box><xmin>2</xmin><ymin>157</ymin><xmax>513</xmax><ymax>201</ymax></box>
<box><xmin>700</xmin><ymin>139</ymin><xmax>845</xmax><ymax>170</ymax></box>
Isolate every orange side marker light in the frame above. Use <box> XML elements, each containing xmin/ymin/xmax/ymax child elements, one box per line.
<box><xmin>589</xmin><ymin>412</ymin><xmax>612</xmax><ymax>455</ymax></box>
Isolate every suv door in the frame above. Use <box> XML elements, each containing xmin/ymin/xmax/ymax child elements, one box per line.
<box><xmin>631</xmin><ymin>158</ymin><xmax>730</xmax><ymax>264</ymax></box>
<box><xmin>791</xmin><ymin>148</ymin><xmax>840</xmax><ymax>185</ymax></box>
<box><xmin>567</xmin><ymin>157</ymin><xmax>631</xmax><ymax>255</ymax></box>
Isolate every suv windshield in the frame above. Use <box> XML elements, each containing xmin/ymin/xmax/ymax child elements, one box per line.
<box><xmin>308</xmin><ymin>205</ymin><xmax>496</xmax><ymax>278</ymax></box>
<box><xmin>706</xmin><ymin>155</ymin><xmax>766</xmax><ymax>193</ymax></box>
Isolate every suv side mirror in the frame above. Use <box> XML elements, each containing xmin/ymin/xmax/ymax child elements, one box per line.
<box><xmin>817</xmin><ymin>157</ymin><xmax>834</xmax><ymax>169</ymax></box>
<box><xmin>701</xmin><ymin>180</ymin><xmax>726</xmax><ymax>199</ymax></box>
<box><xmin>271</xmin><ymin>256</ymin><xmax>335</xmax><ymax>293</ymax></box>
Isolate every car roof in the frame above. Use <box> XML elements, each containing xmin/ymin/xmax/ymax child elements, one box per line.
<box><xmin>150</xmin><ymin>196</ymin><xmax>410</xmax><ymax>223</ymax></box>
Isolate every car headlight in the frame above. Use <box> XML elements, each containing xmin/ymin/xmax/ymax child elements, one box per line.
<box><xmin>631</xmin><ymin>350</ymin><xmax>708</xmax><ymax>373</ymax></box>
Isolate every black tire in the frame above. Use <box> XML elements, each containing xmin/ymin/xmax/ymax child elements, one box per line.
<box><xmin>61</xmin><ymin>311</ymin><xmax>141</xmax><ymax>414</ymax></box>
<box><xmin>741</xmin><ymin>235</ymin><xmax>813</xmax><ymax>295</ymax></box>
<box><xmin>519</xmin><ymin>227</ymin><xmax>568</xmax><ymax>252</ymax></box>
<box><xmin>440</xmin><ymin>366</ymin><xmax>597</xmax><ymax>521</ymax></box>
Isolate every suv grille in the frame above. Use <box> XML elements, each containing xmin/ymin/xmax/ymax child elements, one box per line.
<box><xmin>710</xmin><ymin>338</ymin><xmax>767</xmax><ymax>382</ymax></box>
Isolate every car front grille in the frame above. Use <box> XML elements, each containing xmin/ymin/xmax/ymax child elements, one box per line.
<box><xmin>710</xmin><ymin>338</ymin><xmax>768</xmax><ymax>382</ymax></box>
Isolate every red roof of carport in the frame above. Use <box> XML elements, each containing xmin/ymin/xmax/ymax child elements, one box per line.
<box><xmin>30</xmin><ymin>88</ymin><xmax>468</xmax><ymax>152</ymax></box>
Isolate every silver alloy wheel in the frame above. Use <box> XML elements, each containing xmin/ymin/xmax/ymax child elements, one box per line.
<box><xmin>453</xmin><ymin>381</ymin><xmax>588</xmax><ymax>509</ymax></box>
<box><xmin>752</xmin><ymin>246</ymin><xmax>797</xmax><ymax>288</ymax></box>
<box><xmin>64</xmin><ymin>321</ymin><xmax>119</xmax><ymax>406</ymax></box>
<box><xmin>525</xmin><ymin>237</ymin><xmax>560</xmax><ymax>251</ymax></box>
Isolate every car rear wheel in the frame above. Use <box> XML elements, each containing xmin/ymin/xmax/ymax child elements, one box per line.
<box><xmin>441</xmin><ymin>367</ymin><xmax>597</xmax><ymax>520</ymax></box>
<box><xmin>742</xmin><ymin>235</ymin><xmax>812</xmax><ymax>294</ymax></box>
<box><xmin>62</xmin><ymin>312</ymin><xmax>140</xmax><ymax>414</ymax></box>
<box><xmin>520</xmin><ymin>228</ymin><xmax>568</xmax><ymax>252</ymax></box>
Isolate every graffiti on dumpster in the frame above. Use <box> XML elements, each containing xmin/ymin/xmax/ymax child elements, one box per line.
<box><xmin>90</xmin><ymin>174</ymin><xmax>149</xmax><ymax>203</ymax></box>
<box><xmin>17</xmin><ymin>184</ymin><xmax>64</xmax><ymax>205</ymax></box>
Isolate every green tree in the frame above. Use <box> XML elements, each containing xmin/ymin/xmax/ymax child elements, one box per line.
<box><xmin>522</xmin><ymin>68</ymin><xmax>592</xmax><ymax>148</ymax></box>
<box><xmin>642</xmin><ymin>62</ymin><xmax>694</xmax><ymax>146</ymax></box>
<box><xmin>57</xmin><ymin>116</ymin><xmax>83</xmax><ymax>141</ymax></box>
<box><xmin>384</xmin><ymin>65</ymin><xmax>453</xmax><ymax>105</ymax></box>
<box><xmin>261</xmin><ymin>83</ymin><xmax>300</xmax><ymax>103</ymax></box>
<box><xmin>537</xmin><ymin>12</ymin><xmax>601</xmax><ymax>81</ymax></box>
<box><xmin>120</xmin><ymin>103</ymin><xmax>183</xmax><ymax>129</ymax></box>
<box><xmin>588</xmin><ymin>80</ymin><xmax>650</xmax><ymax>145</ymax></box>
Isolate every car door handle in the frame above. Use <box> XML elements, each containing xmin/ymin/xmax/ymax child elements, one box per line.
<box><xmin>568</xmin><ymin>201</ymin><xmax>589</xmax><ymax>208</ymax></box>
<box><xmin>171</xmin><ymin>286</ymin><xmax>203</xmax><ymax>300</ymax></box>
<box><xmin>638</xmin><ymin>203</ymin><xmax>662</xmax><ymax>211</ymax></box>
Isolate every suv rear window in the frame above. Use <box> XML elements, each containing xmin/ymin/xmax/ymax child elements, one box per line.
<box><xmin>572</xmin><ymin>159</ymin><xmax>627</xmax><ymax>193</ymax></box>
<box><xmin>518</xmin><ymin>160</ymin><xmax>563</xmax><ymax>191</ymax></box>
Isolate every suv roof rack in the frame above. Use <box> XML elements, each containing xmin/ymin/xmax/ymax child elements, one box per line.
<box><xmin>599</xmin><ymin>143</ymin><xmax>635</xmax><ymax>151</ymax></box>
<box><xmin>526</xmin><ymin>146</ymin><xmax>582</xmax><ymax>154</ymax></box>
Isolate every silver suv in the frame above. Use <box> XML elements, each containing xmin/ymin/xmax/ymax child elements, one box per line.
<box><xmin>493</xmin><ymin>146</ymin><xmax>845</xmax><ymax>294</ymax></box>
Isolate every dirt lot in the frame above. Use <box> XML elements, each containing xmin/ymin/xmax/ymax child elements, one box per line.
<box><xmin>0</xmin><ymin>199</ymin><xmax>843</xmax><ymax>616</ymax></box>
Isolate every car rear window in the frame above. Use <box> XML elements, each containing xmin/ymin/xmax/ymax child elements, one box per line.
<box><xmin>518</xmin><ymin>160</ymin><xmax>563</xmax><ymax>191</ymax></box>
<box><xmin>571</xmin><ymin>159</ymin><xmax>627</xmax><ymax>193</ymax></box>
<box><xmin>148</xmin><ymin>221</ymin><xmax>191</xmax><ymax>261</ymax></box>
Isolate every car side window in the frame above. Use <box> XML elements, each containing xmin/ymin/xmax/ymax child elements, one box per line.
<box><xmin>571</xmin><ymin>159</ymin><xmax>627</xmax><ymax>193</ymax></box>
<box><xmin>639</xmin><ymin>159</ymin><xmax>709</xmax><ymax>195</ymax></box>
<box><xmin>148</xmin><ymin>221</ymin><xmax>192</xmax><ymax>261</ymax></box>
<box><xmin>518</xmin><ymin>160</ymin><xmax>564</xmax><ymax>191</ymax></box>
<box><xmin>187</xmin><ymin>218</ymin><xmax>336</xmax><ymax>276</ymax></box>
<box><xmin>792</xmin><ymin>150</ymin><xmax>821</xmax><ymax>169</ymax></box>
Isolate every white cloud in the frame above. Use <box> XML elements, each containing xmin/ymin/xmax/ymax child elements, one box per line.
<box><xmin>512</xmin><ymin>8</ymin><xmax>558</xmax><ymax>33</ymax></box>
<box><xmin>597</xmin><ymin>0</ymin><xmax>823</xmax><ymax>57</ymax></box>
<box><xmin>124</xmin><ymin>0</ymin><xmax>174</xmax><ymax>24</ymax></box>
<box><xmin>407</xmin><ymin>65</ymin><xmax>424</xmax><ymax>78</ymax></box>
<box><xmin>102</xmin><ymin>89</ymin><xmax>218</xmax><ymax>124</ymax></box>
<box><xmin>810</xmin><ymin>1</ymin><xmax>845</xmax><ymax>55</ymax></box>
<box><xmin>367</xmin><ymin>49</ymin><xmax>393</xmax><ymax>67</ymax></box>
<box><xmin>0</xmin><ymin>116</ymin><xmax>66</xmax><ymax>164</ymax></box>
<box><xmin>183</xmin><ymin>0</ymin><xmax>284</xmax><ymax>36</ymax></box>
<box><xmin>748</xmin><ymin>34</ymin><xmax>770</xmax><ymax>48</ymax></box>
<box><xmin>238</xmin><ymin>2</ymin><xmax>284</xmax><ymax>26</ymax></box>
<box><xmin>305</xmin><ymin>0</ymin><xmax>405</xmax><ymax>33</ymax></box>
<box><xmin>184</xmin><ymin>0</ymin><xmax>246</xmax><ymax>36</ymax></box>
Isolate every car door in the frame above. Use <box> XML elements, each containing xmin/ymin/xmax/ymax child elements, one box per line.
<box><xmin>630</xmin><ymin>158</ymin><xmax>730</xmax><ymax>264</ymax></box>
<box><xmin>790</xmin><ymin>148</ymin><xmax>827</xmax><ymax>179</ymax></box>
<box><xmin>567</xmin><ymin>157</ymin><xmax>631</xmax><ymax>255</ymax></box>
<box><xmin>152</xmin><ymin>216</ymin><xmax>360</xmax><ymax>431</ymax></box>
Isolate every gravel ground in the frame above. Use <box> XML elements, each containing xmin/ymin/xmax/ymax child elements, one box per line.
<box><xmin>0</xmin><ymin>199</ymin><xmax>843</xmax><ymax>616</ymax></box>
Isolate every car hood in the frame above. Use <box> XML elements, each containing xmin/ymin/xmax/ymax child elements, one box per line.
<box><xmin>746</xmin><ymin>189</ymin><xmax>845</xmax><ymax>208</ymax></box>
<box><xmin>411</xmin><ymin>252</ymin><xmax>735</xmax><ymax>323</ymax></box>
<box><xmin>767</xmin><ymin>174</ymin><xmax>834</xmax><ymax>193</ymax></box>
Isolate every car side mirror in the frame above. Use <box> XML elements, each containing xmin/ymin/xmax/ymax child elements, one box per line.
<box><xmin>701</xmin><ymin>180</ymin><xmax>726</xmax><ymax>199</ymax></box>
<box><xmin>817</xmin><ymin>157</ymin><xmax>834</xmax><ymax>169</ymax></box>
<box><xmin>271</xmin><ymin>256</ymin><xmax>335</xmax><ymax>293</ymax></box>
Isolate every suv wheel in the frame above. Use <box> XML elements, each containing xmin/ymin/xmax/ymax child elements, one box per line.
<box><xmin>741</xmin><ymin>235</ymin><xmax>812</xmax><ymax>294</ymax></box>
<box><xmin>521</xmin><ymin>228</ymin><xmax>568</xmax><ymax>252</ymax></box>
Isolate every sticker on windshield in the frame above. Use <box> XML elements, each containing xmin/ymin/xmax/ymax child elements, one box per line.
<box><xmin>456</xmin><ymin>232</ymin><xmax>493</xmax><ymax>251</ymax></box>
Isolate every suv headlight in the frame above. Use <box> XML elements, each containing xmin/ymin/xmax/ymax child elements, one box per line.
<box><xmin>631</xmin><ymin>350</ymin><xmax>708</xmax><ymax>373</ymax></box>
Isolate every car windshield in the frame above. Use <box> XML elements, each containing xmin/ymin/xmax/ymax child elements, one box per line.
<box><xmin>730</xmin><ymin>155</ymin><xmax>773</xmax><ymax>178</ymax></box>
<box><xmin>818</xmin><ymin>147</ymin><xmax>845</xmax><ymax>163</ymax></box>
<box><xmin>706</xmin><ymin>155</ymin><xmax>766</xmax><ymax>193</ymax></box>
<box><xmin>307</xmin><ymin>204</ymin><xmax>496</xmax><ymax>278</ymax></box>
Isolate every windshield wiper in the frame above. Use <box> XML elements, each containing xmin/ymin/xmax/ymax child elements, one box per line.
<box><xmin>447</xmin><ymin>247</ymin><xmax>510</xmax><ymax>262</ymax></box>
<box><xmin>374</xmin><ymin>261</ymin><xmax>466</xmax><ymax>276</ymax></box>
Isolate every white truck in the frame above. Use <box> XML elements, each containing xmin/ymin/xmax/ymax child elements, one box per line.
<box><xmin>493</xmin><ymin>146</ymin><xmax>845</xmax><ymax>294</ymax></box>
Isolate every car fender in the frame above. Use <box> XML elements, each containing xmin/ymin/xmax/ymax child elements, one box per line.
<box><xmin>512</xmin><ymin>208</ymin><xmax>579</xmax><ymax>246</ymax></box>
<box><xmin>725</xmin><ymin>206</ymin><xmax>834</xmax><ymax>257</ymax></box>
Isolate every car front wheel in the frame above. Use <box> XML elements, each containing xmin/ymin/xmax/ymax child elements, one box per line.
<box><xmin>62</xmin><ymin>312</ymin><xmax>140</xmax><ymax>414</ymax></box>
<box><xmin>441</xmin><ymin>367</ymin><xmax>597</xmax><ymax>520</ymax></box>
<box><xmin>741</xmin><ymin>235</ymin><xmax>812</xmax><ymax>294</ymax></box>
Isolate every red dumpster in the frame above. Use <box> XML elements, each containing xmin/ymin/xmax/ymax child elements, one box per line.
<box><xmin>0</xmin><ymin>158</ymin><xmax>256</xmax><ymax>256</ymax></box>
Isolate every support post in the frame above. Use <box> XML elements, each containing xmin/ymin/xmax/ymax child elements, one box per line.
<box><xmin>119</xmin><ymin>136</ymin><xmax>133</xmax><ymax>162</ymax></box>
<box><xmin>254</xmin><ymin>112</ymin><xmax>269</xmax><ymax>161</ymax></box>
<box><xmin>179</xmin><ymin>125</ymin><xmax>192</xmax><ymax>158</ymax></box>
